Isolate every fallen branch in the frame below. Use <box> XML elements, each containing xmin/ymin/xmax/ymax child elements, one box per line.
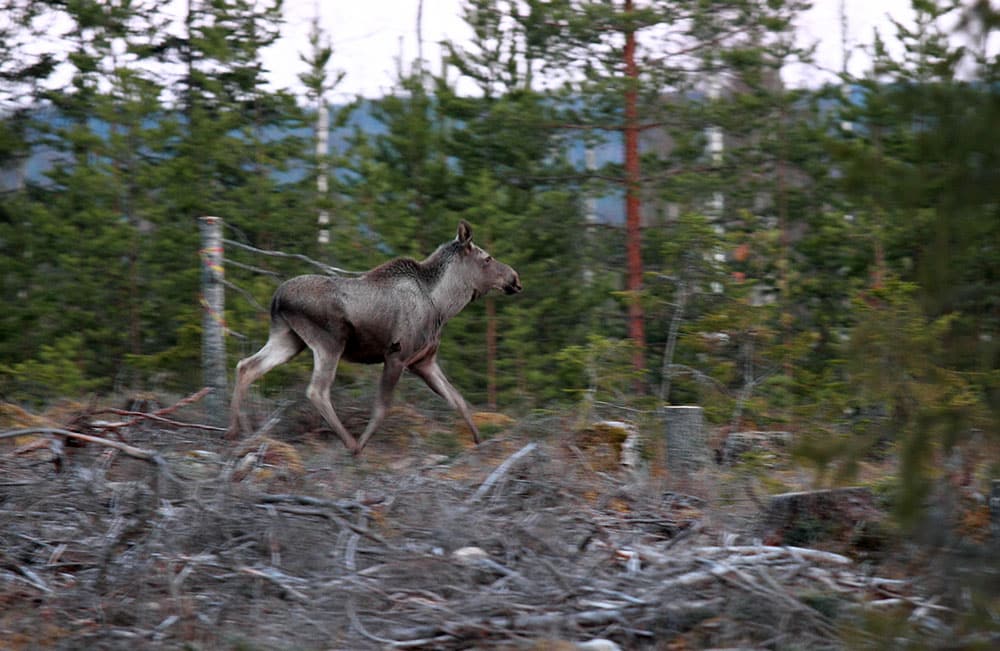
<box><xmin>94</xmin><ymin>411</ymin><xmax>226</xmax><ymax>432</ymax></box>
<box><xmin>387</xmin><ymin>598</ymin><xmax>723</xmax><ymax>643</ymax></box>
<box><xmin>238</xmin><ymin>566</ymin><xmax>310</xmax><ymax>602</ymax></box>
<box><xmin>0</xmin><ymin>550</ymin><xmax>51</xmax><ymax>593</ymax></box>
<box><xmin>255</xmin><ymin>503</ymin><xmax>390</xmax><ymax>547</ymax></box>
<box><xmin>467</xmin><ymin>442</ymin><xmax>538</xmax><ymax>504</ymax></box>
<box><xmin>1</xmin><ymin>428</ymin><xmax>163</xmax><ymax>464</ymax></box>
<box><xmin>671</xmin><ymin>545</ymin><xmax>852</xmax><ymax>566</ymax></box>
<box><xmin>0</xmin><ymin>427</ymin><xmax>180</xmax><ymax>489</ymax></box>
<box><xmin>91</xmin><ymin>387</ymin><xmax>224</xmax><ymax>432</ymax></box>
<box><xmin>257</xmin><ymin>492</ymin><xmax>383</xmax><ymax>512</ymax></box>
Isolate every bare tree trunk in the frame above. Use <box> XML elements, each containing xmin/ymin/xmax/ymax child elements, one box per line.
<box><xmin>658</xmin><ymin>278</ymin><xmax>689</xmax><ymax>404</ymax></box>
<box><xmin>200</xmin><ymin>216</ymin><xmax>227</xmax><ymax>424</ymax></box>
<box><xmin>729</xmin><ymin>334</ymin><xmax>755</xmax><ymax>431</ymax></box>
<box><xmin>623</xmin><ymin>0</ymin><xmax>645</xmax><ymax>384</ymax></box>
<box><xmin>416</xmin><ymin>0</ymin><xmax>424</xmax><ymax>75</ymax></box>
<box><xmin>316</xmin><ymin>99</ymin><xmax>330</xmax><ymax>244</ymax></box>
<box><xmin>486</xmin><ymin>295</ymin><xmax>497</xmax><ymax>411</ymax></box>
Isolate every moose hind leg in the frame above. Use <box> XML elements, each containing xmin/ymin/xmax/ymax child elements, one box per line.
<box><xmin>284</xmin><ymin>314</ymin><xmax>359</xmax><ymax>452</ymax></box>
<box><xmin>228</xmin><ymin>325</ymin><xmax>304</xmax><ymax>439</ymax></box>
<box><xmin>304</xmin><ymin>344</ymin><xmax>360</xmax><ymax>452</ymax></box>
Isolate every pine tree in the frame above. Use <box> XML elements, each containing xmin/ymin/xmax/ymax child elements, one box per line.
<box><xmin>802</xmin><ymin>0</ymin><xmax>998</xmax><ymax>523</ymax></box>
<box><xmin>141</xmin><ymin>0</ymin><xmax>314</xmax><ymax>389</ymax></box>
<box><xmin>438</xmin><ymin>0</ymin><xmax>601</xmax><ymax>407</ymax></box>
<box><xmin>522</xmin><ymin>0</ymin><xmax>815</xmax><ymax>385</ymax></box>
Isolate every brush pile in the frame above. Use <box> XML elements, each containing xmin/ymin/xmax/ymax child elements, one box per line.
<box><xmin>0</xmin><ymin>395</ymin><xmax>991</xmax><ymax>649</ymax></box>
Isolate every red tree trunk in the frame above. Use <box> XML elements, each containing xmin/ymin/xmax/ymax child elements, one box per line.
<box><xmin>624</xmin><ymin>0</ymin><xmax>645</xmax><ymax>380</ymax></box>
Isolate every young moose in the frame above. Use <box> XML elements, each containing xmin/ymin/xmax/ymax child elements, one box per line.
<box><xmin>228</xmin><ymin>221</ymin><xmax>522</xmax><ymax>455</ymax></box>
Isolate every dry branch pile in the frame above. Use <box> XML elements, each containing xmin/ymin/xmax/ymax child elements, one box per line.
<box><xmin>0</xmin><ymin>398</ymin><xmax>984</xmax><ymax>649</ymax></box>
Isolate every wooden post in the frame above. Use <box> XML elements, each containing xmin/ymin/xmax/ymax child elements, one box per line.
<box><xmin>663</xmin><ymin>406</ymin><xmax>707</xmax><ymax>477</ymax></box>
<box><xmin>199</xmin><ymin>216</ymin><xmax>227</xmax><ymax>424</ymax></box>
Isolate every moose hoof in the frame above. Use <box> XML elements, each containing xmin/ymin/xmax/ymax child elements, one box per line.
<box><xmin>341</xmin><ymin>437</ymin><xmax>362</xmax><ymax>456</ymax></box>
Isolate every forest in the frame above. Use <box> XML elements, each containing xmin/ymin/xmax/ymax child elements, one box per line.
<box><xmin>0</xmin><ymin>0</ymin><xmax>998</xmax><ymax>649</ymax></box>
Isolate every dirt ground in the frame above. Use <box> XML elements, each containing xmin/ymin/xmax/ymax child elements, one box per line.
<box><xmin>1</xmin><ymin>393</ymin><xmax>996</xmax><ymax>650</ymax></box>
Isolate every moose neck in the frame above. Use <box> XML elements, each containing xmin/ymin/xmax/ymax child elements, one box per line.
<box><xmin>427</xmin><ymin>261</ymin><xmax>476</xmax><ymax>323</ymax></box>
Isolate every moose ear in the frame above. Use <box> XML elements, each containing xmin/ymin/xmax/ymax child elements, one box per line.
<box><xmin>457</xmin><ymin>220</ymin><xmax>473</xmax><ymax>247</ymax></box>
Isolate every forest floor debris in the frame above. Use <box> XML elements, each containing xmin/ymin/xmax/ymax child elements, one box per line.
<box><xmin>0</xmin><ymin>395</ymin><xmax>996</xmax><ymax>650</ymax></box>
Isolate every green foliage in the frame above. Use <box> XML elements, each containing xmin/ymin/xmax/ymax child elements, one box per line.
<box><xmin>0</xmin><ymin>1</ymin><xmax>994</xmax><ymax>555</ymax></box>
<box><xmin>0</xmin><ymin>335</ymin><xmax>103</xmax><ymax>405</ymax></box>
<box><xmin>555</xmin><ymin>334</ymin><xmax>644</xmax><ymax>419</ymax></box>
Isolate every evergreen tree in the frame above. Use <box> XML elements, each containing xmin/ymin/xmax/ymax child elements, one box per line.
<box><xmin>519</xmin><ymin>0</ymin><xmax>815</xmax><ymax>384</ymax></box>
<box><xmin>0</xmin><ymin>0</ymin><xmax>175</xmax><ymax>398</ymax></box>
<box><xmin>143</xmin><ymin>0</ymin><xmax>313</xmax><ymax>389</ymax></box>
<box><xmin>438</xmin><ymin>0</ymin><xmax>602</xmax><ymax>407</ymax></box>
<box><xmin>800</xmin><ymin>0</ymin><xmax>998</xmax><ymax>521</ymax></box>
<box><xmin>297</xmin><ymin>10</ymin><xmax>348</xmax><ymax>261</ymax></box>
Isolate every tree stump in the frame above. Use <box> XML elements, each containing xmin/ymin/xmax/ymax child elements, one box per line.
<box><xmin>663</xmin><ymin>406</ymin><xmax>707</xmax><ymax>477</ymax></box>
<box><xmin>761</xmin><ymin>487</ymin><xmax>881</xmax><ymax>547</ymax></box>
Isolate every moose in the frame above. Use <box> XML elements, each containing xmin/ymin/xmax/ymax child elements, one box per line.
<box><xmin>227</xmin><ymin>221</ymin><xmax>522</xmax><ymax>455</ymax></box>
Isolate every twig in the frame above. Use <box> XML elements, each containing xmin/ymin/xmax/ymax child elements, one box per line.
<box><xmin>0</xmin><ymin>427</ymin><xmax>181</xmax><ymax>490</ymax></box>
<box><xmin>91</xmin><ymin>387</ymin><xmax>224</xmax><ymax>431</ymax></box>
<box><xmin>0</xmin><ymin>551</ymin><xmax>51</xmax><ymax>593</ymax></box>
<box><xmin>224</xmin><ymin>238</ymin><xmax>363</xmax><ymax>277</ymax></box>
<box><xmin>1</xmin><ymin>428</ymin><xmax>161</xmax><ymax>463</ymax></box>
<box><xmin>347</xmin><ymin>597</ymin><xmax>406</xmax><ymax>645</ymax></box>
<box><xmin>256</xmin><ymin>504</ymin><xmax>390</xmax><ymax>547</ymax></box>
<box><xmin>222</xmin><ymin>256</ymin><xmax>282</xmax><ymax>277</ymax></box>
<box><xmin>467</xmin><ymin>442</ymin><xmax>538</xmax><ymax>504</ymax></box>
<box><xmin>238</xmin><ymin>566</ymin><xmax>309</xmax><ymax>602</ymax></box>
<box><xmin>257</xmin><ymin>492</ymin><xmax>381</xmax><ymax>511</ymax></box>
<box><xmin>94</xmin><ymin>410</ymin><xmax>225</xmax><ymax>432</ymax></box>
<box><xmin>222</xmin><ymin>278</ymin><xmax>269</xmax><ymax>313</ymax></box>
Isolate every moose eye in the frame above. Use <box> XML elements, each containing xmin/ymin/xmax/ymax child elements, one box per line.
<box><xmin>482</xmin><ymin>255</ymin><xmax>492</xmax><ymax>266</ymax></box>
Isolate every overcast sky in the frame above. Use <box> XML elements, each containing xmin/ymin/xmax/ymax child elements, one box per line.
<box><xmin>12</xmin><ymin>0</ymin><xmax>980</xmax><ymax>104</ymax></box>
<box><xmin>262</xmin><ymin>0</ymin><xmax>921</xmax><ymax>100</ymax></box>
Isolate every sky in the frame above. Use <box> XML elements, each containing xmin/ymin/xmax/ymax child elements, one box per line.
<box><xmin>262</xmin><ymin>0</ymin><xmax>922</xmax><ymax>101</ymax></box>
<box><xmin>10</xmin><ymin>0</ymin><xmax>987</xmax><ymax>106</ymax></box>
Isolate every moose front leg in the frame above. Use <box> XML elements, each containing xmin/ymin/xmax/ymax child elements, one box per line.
<box><xmin>356</xmin><ymin>356</ymin><xmax>405</xmax><ymax>454</ymax></box>
<box><xmin>410</xmin><ymin>355</ymin><xmax>480</xmax><ymax>445</ymax></box>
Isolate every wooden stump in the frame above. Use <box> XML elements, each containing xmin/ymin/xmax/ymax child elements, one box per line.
<box><xmin>663</xmin><ymin>406</ymin><xmax>707</xmax><ymax>477</ymax></box>
<box><xmin>761</xmin><ymin>487</ymin><xmax>880</xmax><ymax>547</ymax></box>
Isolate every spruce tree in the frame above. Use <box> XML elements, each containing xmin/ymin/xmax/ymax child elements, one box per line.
<box><xmin>1</xmin><ymin>0</ymin><xmax>174</xmax><ymax>397</ymax></box>
<box><xmin>805</xmin><ymin>0</ymin><xmax>997</xmax><ymax>522</ymax></box>
<box><xmin>438</xmin><ymin>0</ymin><xmax>601</xmax><ymax>407</ymax></box>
